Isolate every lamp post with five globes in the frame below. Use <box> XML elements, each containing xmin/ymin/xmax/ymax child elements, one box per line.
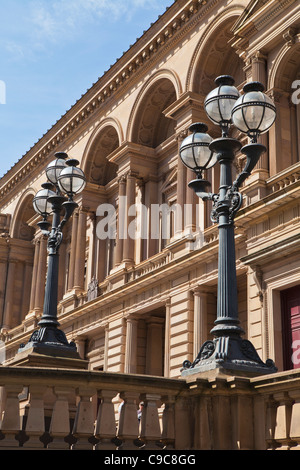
<box><xmin>18</xmin><ymin>152</ymin><xmax>86</xmax><ymax>359</ymax></box>
<box><xmin>180</xmin><ymin>76</ymin><xmax>277</xmax><ymax>376</ymax></box>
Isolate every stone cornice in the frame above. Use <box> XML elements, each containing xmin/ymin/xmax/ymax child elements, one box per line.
<box><xmin>240</xmin><ymin>232</ymin><xmax>300</xmax><ymax>265</ymax></box>
<box><xmin>231</xmin><ymin>0</ymin><xmax>298</xmax><ymax>54</ymax></box>
<box><xmin>0</xmin><ymin>0</ymin><xmax>219</xmax><ymax>206</ymax></box>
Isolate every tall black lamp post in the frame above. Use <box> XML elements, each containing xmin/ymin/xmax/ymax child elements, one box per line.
<box><xmin>181</xmin><ymin>76</ymin><xmax>277</xmax><ymax>376</ymax></box>
<box><xmin>19</xmin><ymin>152</ymin><xmax>86</xmax><ymax>358</ymax></box>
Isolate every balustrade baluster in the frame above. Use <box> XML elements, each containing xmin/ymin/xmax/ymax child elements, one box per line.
<box><xmin>161</xmin><ymin>395</ymin><xmax>175</xmax><ymax>449</ymax></box>
<box><xmin>140</xmin><ymin>393</ymin><xmax>162</xmax><ymax>449</ymax></box>
<box><xmin>117</xmin><ymin>391</ymin><xmax>141</xmax><ymax>450</ymax></box>
<box><xmin>48</xmin><ymin>386</ymin><xmax>73</xmax><ymax>449</ymax></box>
<box><xmin>265</xmin><ymin>396</ymin><xmax>278</xmax><ymax>450</ymax></box>
<box><xmin>288</xmin><ymin>390</ymin><xmax>300</xmax><ymax>450</ymax></box>
<box><xmin>23</xmin><ymin>385</ymin><xmax>47</xmax><ymax>449</ymax></box>
<box><xmin>273</xmin><ymin>392</ymin><xmax>293</xmax><ymax>450</ymax></box>
<box><xmin>71</xmin><ymin>387</ymin><xmax>96</xmax><ymax>450</ymax></box>
<box><xmin>0</xmin><ymin>384</ymin><xmax>23</xmax><ymax>448</ymax></box>
<box><xmin>94</xmin><ymin>390</ymin><xmax>118</xmax><ymax>450</ymax></box>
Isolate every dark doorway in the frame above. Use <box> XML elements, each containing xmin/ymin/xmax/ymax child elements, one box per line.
<box><xmin>281</xmin><ymin>286</ymin><xmax>300</xmax><ymax>370</ymax></box>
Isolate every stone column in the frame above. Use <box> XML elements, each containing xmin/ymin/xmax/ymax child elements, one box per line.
<box><xmin>104</xmin><ymin>326</ymin><xmax>109</xmax><ymax>371</ymax></box>
<box><xmin>290</xmin><ymin>102</ymin><xmax>299</xmax><ymax>165</ymax></box>
<box><xmin>164</xmin><ymin>299</ymin><xmax>171</xmax><ymax>377</ymax></box>
<box><xmin>175</xmin><ymin>132</ymin><xmax>186</xmax><ymax>235</ymax></box>
<box><xmin>124</xmin><ymin>317</ymin><xmax>138</xmax><ymax>374</ymax></box>
<box><xmin>251</xmin><ymin>50</ymin><xmax>267</xmax><ymax>87</ymax></box>
<box><xmin>185</xmin><ymin>168</ymin><xmax>197</xmax><ymax>233</ymax></box>
<box><xmin>21</xmin><ymin>261</ymin><xmax>33</xmax><ymax>320</ymax></box>
<box><xmin>86</xmin><ymin>213</ymin><xmax>96</xmax><ymax>284</ymax></box>
<box><xmin>144</xmin><ymin>178</ymin><xmax>158</xmax><ymax>259</ymax></box>
<box><xmin>34</xmin><ymin>236</ymin><xmax>48</xmax><ymax>312</ymax></box>
<box><xmin>251</xmin><ymin>50</ymin><xmax>269</xmax><ymax>173</ymax></box>
<box><xmin>268</xmin><ymin>89</ymin><xmax>283</xmax><ymax>175</ymax></box>
<box><xmin>0</xmin><ymin>260</ymin><xmax>7</xmax><ymax>322</ymax></box>
<box><xmin>123</xmin><ymin>172</ymin><xmax>136</xmax><ymax>264</ymax></box>
<box><xmin>115</xmin><ymin>176</ymin><xmax>126</xmax><ymax>266</ymax></box>
<box><xmin>193</xmin><ymin>289</ymin><xmax>208</xmax><ymax>359</ymax></box>
<box><xmin>67</xmin><ymin>210</ymin><xmax>78</xmax><ymax>291</ymax></box>
<box><xmin>73</xmin><ymin>208</ymin><xmax>87</xmax><ymax>291</ymax></box>
<box><xmin>134</xmin><ymin>179</ymin><xmax>144</xmax><ymax>263</ymax></box>
<box><xmin>29</xmin><ymin>239</ymin><xmax>40</xmax><ymax>311</ymax></box>
<box><xmin>1</xmin><ymin>260</ymin><xmax>17</xmax><ymax>331</ymax></box>
<box><xmin>296</xmin><ymin>89</ymin><xmax>300</xmax><ymax>161</ymax></box>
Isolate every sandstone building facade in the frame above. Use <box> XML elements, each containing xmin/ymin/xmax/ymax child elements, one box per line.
<box><xmin>0</xmin><ymin>0</ymin><xmax>299</xmax><ymax>381</ymax></box>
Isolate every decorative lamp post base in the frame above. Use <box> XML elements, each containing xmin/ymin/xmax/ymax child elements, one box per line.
<box><xmin>18</xmin><ymin>326</ymin><xmax>79</xmax><ymax>358</ymax></box>
<box><xmin>11</xmin><ymin>327</ymin><xmax>88</xmax><ymax>369</ymax></box>
<box><xmin>181</xmin><ymin>335</ymin><xmax>277</xmax><ymax>378</ymax></box>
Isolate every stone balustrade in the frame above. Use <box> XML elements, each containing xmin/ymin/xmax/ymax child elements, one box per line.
<box><xmin>267</xmin><ymin>161</ymin><xmax>300</xmax><ymax>194</ymax></box>
<box><xmin>0</xmin><ymin>367</ymin><xmax>185</xmax><ymax>450</ymax></box>
<box><xmin>0</xmin><ymin>366</ymin><xmax>300</xmax><ymax>450</ymax></box>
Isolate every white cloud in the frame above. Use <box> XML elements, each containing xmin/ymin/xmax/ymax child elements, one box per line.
<box><xmin>5</xmin><ymin>41</ymin><xmax>27</xmax><ymax>59</ymax></box>
<box><xmin>3</xmin><ymin>0</ymin><xmax>172</xmax><ymax>60</ymax></box>
<box><xmin>28</xmin><ymin>0</ymin><xmax>165</xmax><ymax>44</ymax></box>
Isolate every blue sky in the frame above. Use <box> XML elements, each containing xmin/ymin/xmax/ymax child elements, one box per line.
<box><xmin>0</xmin><ymin>0</ymin><xmax>174</xmax><ymax>178</ymax></box>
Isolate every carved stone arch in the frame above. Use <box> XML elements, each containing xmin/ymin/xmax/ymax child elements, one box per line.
<box><xmin>268</xmin><ymin>39</ymin><xmax>300</xmax><ymax>92</ymax></box>
<box><xmin>268</xmin><ymin>38</ymin><xmax>300</xmax><ymax>172</ymax></box>
<box><xmin>82</xmin><ymin>118</ymin><xmax>123</xmax><ymax>185</ymax></box>
<box><xmin>127</xmin><ymin>69</ymin><xmax>181</xmax><ymax>148</ymax></box>
<box><xmin>10</xmin><ymin>188</ymin><xmax>36</xmax><ymax>241</ymax></box>
<box><xmin>186</xmin><ymin>7</ymin><xmax>245</xmax><ymax>95</ymax></box>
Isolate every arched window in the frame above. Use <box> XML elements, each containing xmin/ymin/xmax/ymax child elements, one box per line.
<box><xmin>129</xmin><ymin>74</ymin><xmax>178</xmax><ymax>259</ymax></box>
<box><xmin>268</xmin><ymin>43</ymin><xmax>300</xmax><ymax>175</ymax></box>
<box><xmin>188</xmin><ymin>16</ymin><xmax>245</xmax><ymax>228</ymax></box>
<box><xmin>80</xmin><ymin>123</ymin><xmax>120</xmax><ymax>286</ymax></box>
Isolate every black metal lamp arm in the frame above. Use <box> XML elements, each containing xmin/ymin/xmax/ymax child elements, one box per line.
<box><xmin>233</xmin><ymin>142</ymin><xmax>266</xmax><ymax>191</ymax></box>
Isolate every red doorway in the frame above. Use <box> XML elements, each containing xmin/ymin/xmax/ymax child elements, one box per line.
<box><xmin>281</xmin><ymin>286</ymin><xmax>300</xmax><ymax>370</ymax></box>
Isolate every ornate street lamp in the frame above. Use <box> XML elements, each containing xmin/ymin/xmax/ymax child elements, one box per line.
<box><xmin>19</xmin><ymin>152</ymin><xmax>86</xmax><ymax>358</ymax></box>
<box><xmin>181</xmin><ymin>76</ymin><xmax>277</xmax><ymax>376</ymax></box>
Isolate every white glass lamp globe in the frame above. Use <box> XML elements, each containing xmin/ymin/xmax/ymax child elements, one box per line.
<box><xmin>204</xmin><ymin>75</ymin><xmax>240</xmax><ymax>133</ymax></box>
<box><xmin>57</xmin><ymin>159</ymin><xmax>86</xmax><ymax>196</ymax></box>
<box><xmin>180</xmin><ymin>123</ymin><xmax>217</xmax><ymax>176</ymax></box>
<box><xmin>231</xmin><ymin>82</ymin><xmax>276</xmax><ymax>141</ymax></box>
<box><xmin>33</xmin><ymin>183</ymin><xmax>56</xmax><ymax>217</ymax></box>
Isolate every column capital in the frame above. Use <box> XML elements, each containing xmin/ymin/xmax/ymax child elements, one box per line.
<box><xmin>78</xmin><ymin>205</ymin><xmax>91</xmax><ymax>214</ymax></box>
<box><xmin>118</xmin><ymin>174</ymin><xmax>127</xmax><ymax>185</ymax></box>
<box><xmin>250</xmin><ymin>49</ymin><xmax>268</xmax><ymax>63</ymax></box>
<box><xmin>192</xmin><ymin>285</ymin><xmax>214</xmax><ymax>296</ymax></box>
<box><xmin>4</xmin><ymin>257</ymin><xmax>19</xmax><ymax>267</ymax></box>
<box><xmin>146</xmin><ymin>316</ymin><xmax>165</xmax><ymax>326</ymax></box>
<box><xmin>175</xmin><ymin>129</ymin><xmax>188</xmax><ymax>143</ymax></box>
<box><xmin>124</xmin><ymin>315</ymin><xmax>138</xmax><ymax>324</ymax></box>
